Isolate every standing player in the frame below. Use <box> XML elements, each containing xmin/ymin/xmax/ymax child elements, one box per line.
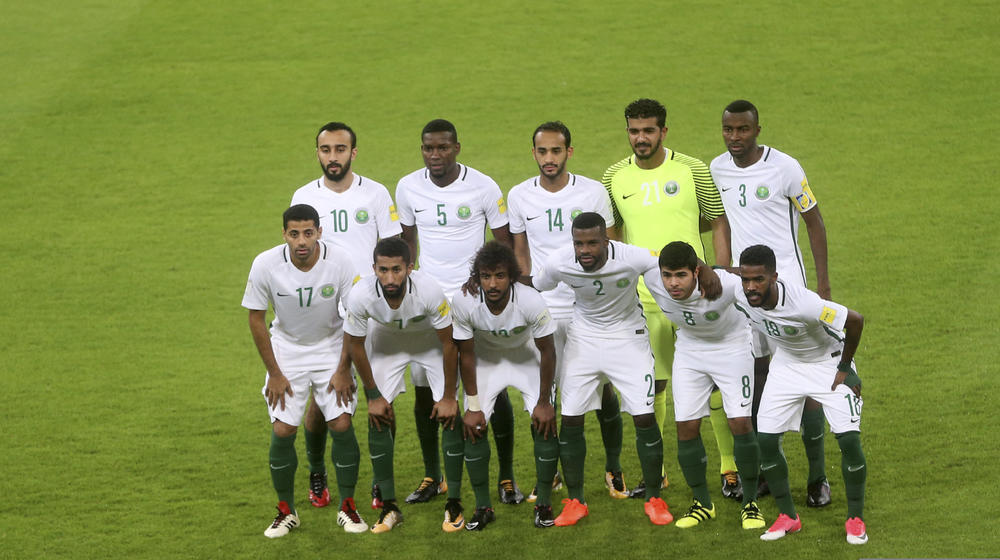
<box><xmin>710</xmin><ymin>100</ymin><xmax>832</xmax><ymax>505</ymax></box>
<box><xmin>329</xmin><ymin>237</ymin><xmax>461</xmax><ymax>534</ymax></box>
<box><xmin>242</xmin><ymin>204</ymin><xmax>368</xmax><ymax>538</ymax></box>
<box><xmin>290</xmin><ymin>122</ymin><xmax>402</xmax><ymax>510</ymax></box>
<box><xmin>603</xmin><ymin>98</ymin><xmax>738</xmax><ymax>499</ymax></box>
<box><xmin>642</xmin><ymin>242</ymin><xmax>765</xmax><ymax>530</ymax></box>
<box><xmin>396</xmin><ymin>119</ymin><xmax>523</xmax><ymax>505</ymax></box>
<box><xmin>507</xmin><ymin>121</ymin><xmax>627</xmax><ymax>500</ymax></box>
<box><xmin>452</xmin><ymin>242</ymin><xmax>559</xmax><ymax>530</ymax></box>
<box><xmin>524</xmin><ymin>212</ymin><xmax>722</xmax><ymax>527</ymax></box>
<box><xmin>734</xmin><ymin>245</ymin><xmax>868</xmax><ymax>545</ymax></box>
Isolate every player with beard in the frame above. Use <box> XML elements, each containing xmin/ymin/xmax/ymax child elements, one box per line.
<box><xmin>289</xmin><ymin>122</ymin><xmax>403</xmax><ymax>511</ymax></box>
<box><xmin>329</xmin><ymin>237</ymin><xmax>460</xmax><ymax>534</ymax></box>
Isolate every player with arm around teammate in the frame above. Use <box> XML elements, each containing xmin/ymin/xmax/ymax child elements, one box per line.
<box><xmin>242</xmin><ymin>204</ymin><xmax>367</xmax><ymax>537</ymax></box>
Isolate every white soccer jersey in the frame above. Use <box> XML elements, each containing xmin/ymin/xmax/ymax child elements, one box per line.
<box><xmin>343</xmin><ymin>269</ymin><xmax>452</xmax><ymax>337</ymax></box>
<box><xmin>733</xmin><ymin>279</ymin><xmax>849</xmax><ymax>363</ymax></box>
<box><xmin>451</xmin><ymin>283</ymin><xmax>556</xmax><ymax>353</ymax></box>
<box><xmin>711</xmin><ymin>145</ymin><xmax>817</xmax><ymax>287</ymax></box>
<box><xmin>533</xmin><ymin>240</ymin><xmax>657</xmax><ymax>338</ymax></box>
<box><xmin>290</xmin><ymin>174</ymin><xmax>402</xmax><ymax>276</ymax></box>
<box><xmin>507</xmin><ymin>173</ymin><xmax>615</xmax><ymax>318</ymax></box>
<box><xmin>242</xmin><ymin>241</ymin><xmax>358</xmax><ymax>371</ymax></box>
<box><xmin>395</xmin><ymin>164</ymin><xmax>509</xmax><ymax>296</ymax></box>
<box><xmin>643</xmin><ymin>268</ymin><xmax>751</xmax><ymax>351</ymax></box>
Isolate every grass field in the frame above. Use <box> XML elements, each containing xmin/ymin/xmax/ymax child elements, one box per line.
<box><xmin>2</xmin><ymin>1</ymin><xmax>998</xmax><ymax>558</ymax></box>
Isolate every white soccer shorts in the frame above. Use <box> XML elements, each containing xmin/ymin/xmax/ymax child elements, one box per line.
<box><xmin>465</xmin><ymin>347</ymin><xmax>543</xmax><ymax>419</ymax></box>
<box><xmin>757</xmin><ymin>354</ymin><xmax>862</xmax><ymax>434</ymax></box>
<box><xmin>263</xmin><ymin>368</ymin><xmax>358</xmax><ymax>426</ymax></box>
<box><xmin>559</xmin><ymin>330</ymin><xmax>655</xmax><ymax>416</ymax></box>
<box><xmin>671</xmin><ymin>344</ymin><xmax>754</xmax><ymax>422</ymax></box>
<box><xmin>368</xmin><ymin>328</ymin><xmax>446</xmax><ymax>402</ymax></box>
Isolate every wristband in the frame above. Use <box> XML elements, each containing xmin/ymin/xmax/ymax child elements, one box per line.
<box><xmin>837</xmin><ymin>362</ymin><xmax>861</xmax><ymax>389</ymax></box>
<box><xmin>837</xmin><ymin>361</ymin><xmax>855</xmax><ymax>375</ymax></box>
<box><xmin>466</xmin><ymin>394</ymin><xmax>481</xmax><ymax>412</ymax></box>
<box><xmin>364</xmin><ymin>387</ymin><xmax>383</xmax><ymax>401</ymax></box>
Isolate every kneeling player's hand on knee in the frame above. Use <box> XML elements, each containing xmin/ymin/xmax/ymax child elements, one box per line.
<box><xmin>463</xmin><ymin>409</ymin><xmax>487</xmax><ymax>441</ymax></box>
<box><xmin>431</xmin><ymin>397</ymin><xmax>459</xmax><ymax>429</ymax></box>
<box><xmin>327</xmin><ymin>368</ymin><xmax>357</xmax><ymax>406</ymax></box>
<box><xmin>532</xmin><ymin>402</ymin><xmax>557</xmax><ymax>439</ymax></box>
<box><xmin>266</xmin><ymin>372</ymin><xmax>293</xmax><ymax>411</ymax></box>
<box><xmin>367</xmin><ymin>397</ymin><xmax>394</xmax><ymax>429</ymax></box>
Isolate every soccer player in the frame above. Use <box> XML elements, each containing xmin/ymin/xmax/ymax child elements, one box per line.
<box><xmin>524</xmin><ymin>212</ymin><xmax>721</xmax><ymax>527</ymax></box>
<box><xmin>290</xmin><ymin>121</ymin><xmax>402</xmax><ymax>510</ymax></box>
<box><xmin>507</xmin><ymin>121</ymin><xmax>627</xmax><ymax>500</ymax></box>
<box><xmin>603</xmin><ymin>98</ymin><xmax>738</xmax><ymax>500</ymax></box>
<box><xmin>396</xmin><ymin>119</ymin><xmax>523</xmax><ymax>505</ymax></box>
<box><xmin>242</xmin><ymin>204</ymin><xmax>367</xmax><ymax>537</ymax></box>
<box><xmin>642</xmin><ymin>241</ymin><xmax>765</xmax><ymax>530</ymax></box>
<box><xmin>452</xmin><ymin>242</ymin><xmax>559</xmax><ymax>530</ymax></box>
<box><xmin>735</xmin><ymin>245</ymin><xmax>867</xmax><ymax>545</ymax></box>
<box><xmin>710</xmin><ymin>100</ymin><xmax>832</xmax><ymax>505</ymax></box>
<box><xmin>329</xmin><ymin>237</ymin><xmax>461</xmax><ymax>534</ymax></box>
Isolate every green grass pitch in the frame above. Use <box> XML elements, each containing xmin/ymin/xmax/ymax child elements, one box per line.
<box><xmin>2</xmin><ymin>1</ymin><xmax>997</xmax><ymax>558</ymax></box>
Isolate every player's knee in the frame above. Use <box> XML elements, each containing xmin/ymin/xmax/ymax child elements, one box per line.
<box><xmin>561</xmin><ymin>414</ymin><xmax>585</xmax><ymax>428</ymax></box>
<box><xmin>632</xmin><ymin>413</ymin><xmax>656</xmax><ymax>429</ymax></box>
<box><xmin>326</xmin><ymin>413</ymin><xmax>353</xmax><ymax>433</ymax></box>
<box><xmin>676</xmin><ymin>419</ymin><xmax>701</xmax><ymax>440</ymax></box>
<box><xmin>728</xmin><ymin>416</ymin><xmax>753</xmax><ymax>436</ymax></box>
<box><xmin>272</xmin><ymin>421</ymin><xmax>298</xmax><ymax>438</ymax></box>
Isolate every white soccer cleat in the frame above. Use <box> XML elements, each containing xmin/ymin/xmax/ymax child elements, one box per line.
<box><xmin>760</xmin><ymin>513</ymin><xmax>801</xmax><ymax>541</ymax></box>
<box><xmin>337</xmin><ymin>498</ymin><xmax>369</xmax><ymax>533</ymax></box>
<box><xmin>845</xmin><ymin>517</ymin><xmax>868</xmax><ymax>545</ymax></box>
<box><xmin>264</xmin><ymin>501</ymin><xmax>300</xmax><ymax>538</ymax></box>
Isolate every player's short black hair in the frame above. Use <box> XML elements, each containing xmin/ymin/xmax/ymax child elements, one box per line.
<box><xmin>373</xmin><ymin>237</ymin><xmax>412</xmax><ymax>265</ymax></box>
<box><xmin>283</xmin><ymin>204</ymin><xmax>320</xmax><ymax>229</ymax></box>
<box><xmin>422</xmin><ymin>119</ymin><xmax>458</xmax><ymax>143</ymax></box>
<box><xmin>316</xmin><ymin>122</ymin><xmax>357</xmax><ymax>148</ymax></box>
<box><xmin>532</xmin><ymin>121</ymin><xmax>571</xmax><ymax>147</ymax></box>
<box><xmin>625</xmin><ymin>98</ymin><xmax>667</xmax><ymax>128</ymax></box>
<box><xmin>724</xmin><ymin>100</ymin><xmax>759</xmax><ymax>124</ymax></box>
<box><xmin>740</xmin><ymin>244</ymin><xmax>776</xmax><ymax>273</ymax></box>
<box><xmin>658</xmin><ymin>241</ymin><xmax>698</xmax><ymax>272</ymax></box>
<box><xmin>571</xmin><ymin>211</ymin><xmax>607</xmax><ymax>234</ymax></box>
<box><xmin>472</xmin><ymin>241</ymin><xmax>521</xmax><ymax>282</ymax></box>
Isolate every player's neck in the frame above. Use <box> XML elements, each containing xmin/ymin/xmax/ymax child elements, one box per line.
<box><xmin>635</xmin><ymin>147</ymin><xmax>667</xmax><ymax>170</ymax></box>
<box><xmin>762</xmin><ymin>284</ymin><xmax>779</xmax><ymax>310</ymax></box>
<box><xmin>484</xmin><ymin>289</ymin><xmax>511</xmax><ymax>315</ymax></box>
<box><xmin>733</xmin><ymin>146</ymin><xmax>764</xmax><ymax>168</ymax></box>
<box><xmin>384</xmin><ymin>291</ymin><xmax>405</xmax><ymax>309</ymax></box>
<box><xmin>538</xmin><ymin>172</ymin><xmax>570</xmax><ymax>193</ymax></box>
<box><xmin>429</xmin><ymin>164</ymin><xmax>461</xmax><ymax>188</ymax></box>
<box><xmin>322</xmin><ymin>172</ymin><xmax>355</xmax><ymax>193</ymax></box>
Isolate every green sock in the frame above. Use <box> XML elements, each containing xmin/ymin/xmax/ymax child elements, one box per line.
<box><xmin>654</xmin><ymin>389</ymin><xmax>668</xmax><ymax>478</ymax></box>
<box><xmin>635</xmin><ymin>424</ymin><xmax>664</xmax><ymax>499</ymax></box>
<box><xmin>836</xmin><ymin>431</ymin><xmax>866</xmax><ymax>519</ymax></box>
<box><xmin>733</xmin><ymin>431</ymin><xmax>760</xmax><ymax>505</ymax></box>
<box><xmin>269</xmin><ymin>432</ymin><xmax>298</xmax><ymax>510</ymax></box>
<box><xmin>532</xmin><ymin>426</ymin><xmax>559</xmax><ymax>507</ymax></box>
<box><xmin>759</xmin><ymin>432</ymin><xmax>796</xmax><ymax>517</ymax></box>
<box><xmin>491</xmin><ymin>389</ymin><xmax>516</xmax><ymax>481</ymax></box>
<box><xmin>368</xmin><ymin>423</ymin><xmax>396</xmax><ymax>501</ymax></box>
<box><xmin>304</xmin><ymin>427</ymin><xmax>327</xmax><ymax>474</ymax></box>
<box><xmin>413</xmin><ymin>386</ymin><xmax>441</xmax><ymax>481</ymax></box>
<box><xmin>801</xmin><ymin>405</ymin><xmax>827</xmax><ymax>484</ymax></box>
<box><xmin>442</xmin><ymin>423</ymin><xmax>464</xmax><ymax>499</ymax></box>
<box><xmin>677</xmin><ymin>436</ymin><xmax>710</xmax><ymax>506</ymax></box>
<box><xmin>595</xmin><ymin>388</ymin><xmax>623</xmax><ymax>472</ymax></box>
<box><xmin>558</xmin><ymin>424</ymin><xmax>587</xmax><ymax>501</ymax></box>
<box><xmin>329</xmin><ymin>425</ymin><xmax>359</xmax><ymax>504</ymax></box>
<box><xmin>710</xmin><ymin>390</ymin><xmax>737</xmax><ymax>473</ymax></box>
<box><xmin>465</xmin><ymin>430</ymin><xmax>493</xmax><ymax>508</ymax></box>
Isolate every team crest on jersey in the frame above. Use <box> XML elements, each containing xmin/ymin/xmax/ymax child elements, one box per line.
<box><xmin>355</xmin><ymin>209</ymin><xmax>370</xmax><ymax>224</ymax></box>
<box><xmin>616</xmin><ymin>278</ymin><xmax>630</xmax><ymax>288</ymax></box>
<box><xmin>321</xmin><ymin>284</ymin><xmax>336</xmax><ymax>298</ymax></box>
<box><xmin>704</xmin><ymin>311</ymin><xmax>720</xmax><ymax>321</ymax></box>
<box><xmin>512</xmin><ymin>325</ymin><xmax>528</xmax><ymax>334</ymax></box>
<box><xmin>457</xmin><ymin>205</ymin><xmax>472</xmax><ymax>220</ymax></box>
<box><xmin>664</xmin><ymin>181</ymin><xmax>679</xmax><ymax>196</ymax></box>
<box><xmin>570</xmin><ymin>208</ymin><xmax>583</xmax><ymax>220</ymax></box>
<box><xmin>782</xmin><ymin>326</ymin><xmax>798</xmax><ymax>335</ymax></box>
<box><xmin>755</xmin><ymin>185</ymin><xmax>770</xmax><ymax>200</ymax></box>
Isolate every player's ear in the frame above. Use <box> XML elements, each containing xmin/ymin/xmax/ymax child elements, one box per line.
<box><xmin>316</xmin><ymin>226</ymin><xmax>322</xmax><ymax>239</ymax></box>
<box><xmin>454</xmin><ymin>142</ymin><xmax>461</xmax><ymax>155</ymax></box>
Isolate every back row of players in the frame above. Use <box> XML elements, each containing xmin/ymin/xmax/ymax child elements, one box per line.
<box><xmin>242</xmin><ymin>98</ymin><xmax>870</xmax><ymax>544</ymax></box>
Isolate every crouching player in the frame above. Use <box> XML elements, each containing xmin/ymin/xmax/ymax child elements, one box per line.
<box><xmin>642</xmin><ymin>241</ymin><xmax>765</xmax><ymax>530</ymax></box>
<box><xmin>450</xmin><ymin>241</ymin><xmax>559</xmax><ymax>531</ymax></box>
<box><xmin>735</xmin><ymin>245</ymin><xmax>868</xmax><ymax>545</ymax></box>
<box><xmin>242</xmin><ymin>204</ymin><xmax>363</xmax><ymax>538</ymax></box>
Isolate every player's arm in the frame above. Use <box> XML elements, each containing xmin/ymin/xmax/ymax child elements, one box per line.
<box><xmin>691</xmin><ymin>158</ymin><xmax>731</xmax><ymax>266</ymax></box>
<box><xmin>342</xmin><ymin>332</ymin><xmax>393</xmax><ymax>428</ymax></box>
<box><xmin>802</xmin><ymin>206</ymin><xmax>831</xmax><ymax>299</ymax></box>
<box><xmin>531</xmin><ymin>334</ymin><xmax>557</xmax><ymax>438</ymax></box>
<box><xmin>710</xmin><ymin>214</ymin><xmax>732</xmax><ymax>266</ymax></box>
<box><xmin>328</xmin><ymin>338</ymin><xmax>356</xmax><ymax>406</ymax></box>
<box><xmin>832</xmin><ymin>309</ymin><xmax>864</xmax><ymax>396</ymax></box>
<box><xmin>248</xmin><ymin>309</ymin><xmax>293</xmax><ymax>411</ymax></box>
<box><xmin>512</xmin><ymin>232</ymin><xmax>532</xmax><ymax>275</ymax></box>
<box><xmin>430</xmin><ymin>325</ymin><xmax>460</xmax><ymax>429</ymax></box>
<box><xmin>490</xmin><ymin>224</ymin><xmax>512</xmax><ymax>248</ymax></box>
<box><xmin>456</xmin><ymin>338</ymin><xmax>486</xmax><ymax>441</ymax></box>
<box><xmin>400</xmin><ymin>224</ymin><xmax>419</xmax><ymax>265</ymax></box>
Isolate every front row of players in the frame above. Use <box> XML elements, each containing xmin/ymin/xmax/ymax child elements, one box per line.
<box><xmin>244</xmin><ymin>205</ymin><xmax>868</xmax><ymax>544</ymax></box>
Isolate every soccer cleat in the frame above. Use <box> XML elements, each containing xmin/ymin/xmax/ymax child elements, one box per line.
<box><xmin>527</xmin><ymin>471</ymin><xmax>563</xmax><ymax>503</ymax></box>
<box><xmin>741</xmin><ymin>501</ymin><xmax>766</xmax><ymax>530</ymax></box>
<box><xmin>675</xmin><ymin>500</ymin><xmax>714</xmax><ymax>528</ymax></box>
<box><xmin>553</xmin><ymin>498</ymin><xmax>589</xmax><ymax>526</ymax></box>
<box><xmin>336</xmin><ymin>498</ymin><xmax>369</xmax><ymax>533</ymax></box>
<box><xmin>370</xmin><ymin>501</ymin><xmax>403</xmax><ymax>534</ymax></box>
<box><xmin>533</xmin><ymin>504</ymin><xmax>555</xmax><ymax>528</ymax></box>
<box><xmin>845</xmin><ymin>517</ymin><xmax>869</xmax><ymax>545</ymax></box>
<box><xmin>806</xmin><ymin>477</ymin><xmax>831</xmax><ymax>507</ymax></box>
<box><xmin>498</xmin><ymin>479</ymin><xmax>525</xmax><ymax>504</ymax></box>
<box><xmin>721</xmin><ymin>471</ymin><xmax>743</xmax><ymax>501</ymax></box>
<box><xmin>309</xmin><ymin>471</ymin><xmax>331</xmax><ymax>508</ymax></box>
<box><xmin>604</xmin><ymin>471</ymin><xmax>628</xmax><ymax>499</ymax></box>
<box><xmin>644</xmin><ymin>497</ymin><xmax>675</xmax><ymax>525</ymax></box>
<box><xmin>760</xmin><ymin>513</ymin><xmax>801</xmax><ymax>541</ymax></box>
<box><xmin>263</xmin><ymin>501</ymin><xmax>300</xmax><ymax>538</ymax></box>
<box><xmin>628</xmin><ymin>476</ymin><xmax>668</xmax><ymax>499</ymax></box>
<box><xmin>442</xmin><ymin>498</ymin><xmax>465</xmax><ymax>532</ymax></box>
<box><xmin>757</xmin><ymin>477</ymin><xmax>770</xmax><ymax>497</ymax></box>
<box><xmin>405</xmin><ymin>477</ymin><xmax>446</xmax><ymax>504</ymax></box>
<box><xmin>370</xmin><ymin>483</ymin><xmax>383</xmax><ymax>510</ymax></box>
<box><xmin>464</xmin><ymin>506</ymin><xmax>495</xmax><ymax>531</ymax></box>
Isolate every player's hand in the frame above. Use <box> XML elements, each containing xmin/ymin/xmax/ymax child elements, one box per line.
<box><xmin>463</xmin><ymin>409</ymin><xmax>487</xmax><ymax>441</ymax></box>
<box><xmin>326</xmin><ymin>367</ymin><xmax>357</xmax><ymax>407</ymax></box>
<box><xmin>531</xmin><ymin>401</ymin><xmax>557</xmax><ymax>439</ymax></box>
<box><xmin>367</xmin><ymin>396</ymin><xmax>394</xmax><ymax>429</ymax></box>
<box><xmin>265</xmin><ymin>372</ymin><xmax>294</xmax><ymax>411</ymax></box>
<box><xmin>431</xmin><ymin>397</ymin><xmax>459</xmax><ymax>430</ymax></box>
<box><xmin>459</xmin><ymin>274</ymin><xmax>479</xmax><ymax>297</ymax></box>
<box><xmin>698</xmin><ymin>267</ymin><xmax>723</xmax><ymax>300</ymax></box>
<box><xmin>832</xmin><ymin>369</ymin><xmax>862</xmax><ymax>397</ymax></box>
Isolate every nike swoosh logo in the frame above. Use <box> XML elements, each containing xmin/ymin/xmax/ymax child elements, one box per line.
<box><xmin>334</xmin><ymin>462</ymin><xmax>357</xmax><ymax>468</ymax></box>
<box><xmin>740</xmin><ymin>401</ymin><xmax>751</xmax><ymax>407</ymax></box>
<box><xmin>538</xmin><ymin>457</ymin><xmax>558</xmax><ymax>462</ymax></box>
<box><xmin>645</xmin><ymin>438</ymin><xmax>662</xmax><ymax>447</ymax></box>
<box><xmin>276</xmin><ymin>292</ymin><xmax>292</xmax><ymax>297</ymax></box>
<box><xmin>526</xmin><ymin>215</ymin><xmax>541</xmax><ymax>221</ymax></box>
<box><xmin>622</xmin><ymin>192</ymin><xmax>638</xmax><ymax>199</ymax></box>
<box><xmin>847</xmin><ymin>464</ymin><xmax>865</xmax><ymax>472</ymax></box>
<box><xmin>414</xmin><ymin>208</ymin><xmax>427</xmax><ymax>213</ymax></box>
<box><xmin>850</xmin><ymin>418</ymin><xmax>860</xmax><ymax>423</ymax></box>
<box><xmin>446</xmin><ymin>451</ymin><xmax>464</xmax><ymax>457</ymax></box>
<box><xmin>558</xmin><ymin>440</ymin><xmax>568</xmax><ymax>445</ymax></box>
<box><xmin>761</xmin><ymin>463</ymin><xmax>777</xmax><ymax>471</ymax></box>
<box><xmin>370</xmin><ymin>453</ymin><xmax>387</xmax><ymax>459</ymax></box>
<box><xmin>569</xmin><ymin>284</ymin><xmax>584</xmax><ymax>289</ymax></box>
<box><xmin>270</xmin><ymin>463</ymin><xmax>291</xmax><ymax>470</ymax></box>
<box><xmin>465</xmin><ymin>456</ymin><xmax>484</xmax><ymax>462</ymax></box>
<box><xmin>721</xmin><ymin>187</ymin><xmax>733</xmax><ymax>192</ymax></box>
<box><xmin>810</xmin><ymin>433</ymin><xmax>824</xmax><ymax>441</ymax></box>
<box><xmin>646</xmin><ymin>400</ymin><xmax>654</xmax><ymax>406</ymax></box>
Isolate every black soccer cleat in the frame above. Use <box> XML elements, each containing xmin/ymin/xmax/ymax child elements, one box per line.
<box><xmin>405</xmin><ymin>477</ymin><xmax>446</xmax><ymax>504</ymax></box>
<box><xmin>498</xmin><ymin>479</ymin><xmax>525</xmax><ymax>505</ymax></box>
<box><xmin>629</xmin><ymin>478</ymin><xmax>647</xmax><ymax>499</ymax></box>
<box><xmin>721</xmin><ymin>471</ymin><xmax>743</xmax><ymax>502</ymax></box>
<box><xmin>465</xmin><ymin>506</ymin><xmax>496</xmax><ymax>531</ymax></box>
<box><xmin>806</xmin><ymin>477</ymin><xmax>831</xmax><ymax>507</ymax></box>
<box><xmin>533</xmin><ymin>504</ymin><xmax>555</xmax><ymax>528</ymax></box>
<box><xmin>757</xmin><ymin>477</ymin><xmax>771</xmax><ymax>498</ymax></box>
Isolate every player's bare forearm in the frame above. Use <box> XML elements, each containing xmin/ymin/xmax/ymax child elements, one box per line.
<box><xmin>692</xmin><ymin>259</ymin><xmax>723</xmax><ymax>300</ymax></box>
<box><xmin>513</xmin><ymin>233</ymin><xmax>532</xmax><ymax>276</ymax></box>
<box><xmin>491</xmin><ymin>224</ymin><xmax>513</xmax><ymax>248</ymax></box>
<box><xmin>517</xmin><ymin>274</ymin><xmax>535</xmax><ymax>288</ymax></box>
<box><xmin>457</xmin><ymin>339</ymin><xmax>479</xmax><ymax>396</ymax></box>
<box><xmin>437</xmin><ymin>326</ymin><xmax>459</xmax><ymax>400</ymax></box>
<box><xmin>533</xmin><ymin>335</ymin><xmax>556</xmax><ymax>404</ymax></box>
<box><xmin>346</xmin><ymin>334</ymin><xmax>377</xmax><ymax>391</ymax></box>
<box><xmin>840</xmin><ymin>309</ymin><xmax>864</xmax><ymax>368</ymax></box>
<box><xmin>400</xmin><ymin>224</ymin><xmax>419</xmax><ymax>264</ymax></box>
<box><xmin>710</xmin><ymin>214</ymin><xmax>732</xmax><ymax>266</ymax></box>
<box><xmin>803</xmin><ymin>206</ymin><xmax>831</xmax><ymax>298</ymax></box>
<box><xmin>248</xmin><ymin>310</ymin><xmax>282</xmax><ymax>377</ymax></box>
